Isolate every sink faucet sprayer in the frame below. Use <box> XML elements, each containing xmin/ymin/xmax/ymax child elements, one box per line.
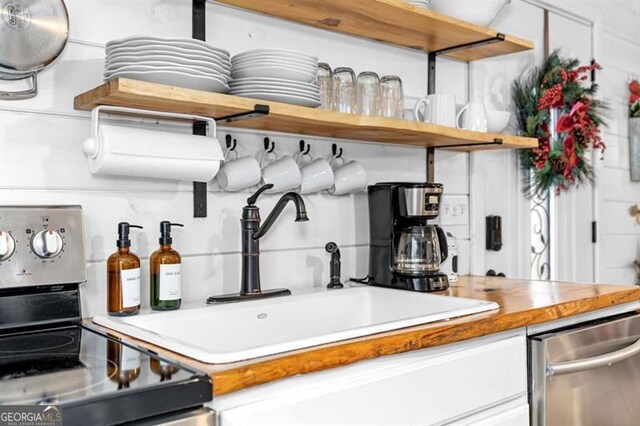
<box><xmin>207</xmin><ymin>184</ymin><xmax>309</xmax><ymax>304</ymax></box>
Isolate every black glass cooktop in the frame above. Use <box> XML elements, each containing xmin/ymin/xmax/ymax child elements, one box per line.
<box><xmin>0</xmin><ymin>324</ymin><xmax>212</xmax><ymax>425</ymax></box>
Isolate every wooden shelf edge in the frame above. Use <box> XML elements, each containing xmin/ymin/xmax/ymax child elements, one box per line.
<box><xmin>74</xmin><ymin>79</ymin><xmax>538</xmax><ymax>152</ymax></box>
<box><xmin>215</xmin><ymin>0</ymin><xmax>534</xmax><ymax>61</ymax></box>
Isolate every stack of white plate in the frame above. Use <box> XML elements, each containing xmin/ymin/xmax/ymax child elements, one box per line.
<box><xmin>405</xmin><ymin>0</ymin><xmax>431</xmax><ymax>8</ymax></box>
<box><xmin>230</xmin><ymin>48</ymin><xmax>320</xmax><ymax>107</ymax></box>
<box><xmin>104</xmin><ymin>36</ymin><xmax>231</xmax><ymax>93</ymax></box>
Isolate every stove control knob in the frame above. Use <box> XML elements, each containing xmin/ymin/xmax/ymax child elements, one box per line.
<box><xmin>0</xmin><ymin>231</ymin><xmax>16</xmax><ymax>262</ymax></box>
<box><xmin>31</xmin><ymin>229</ymin><xmax>63</xmax><ymax>258</ymax></box>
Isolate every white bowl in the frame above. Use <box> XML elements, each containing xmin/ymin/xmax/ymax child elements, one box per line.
<box><xmin>487</xmin><ymin>110</ymin><xmax>511</xmax><ymax>133</ymax></box>
<box><xmin>430</xmin><ymin>0</ymin><xmax>510</xmax><ymax>26</ymax></box>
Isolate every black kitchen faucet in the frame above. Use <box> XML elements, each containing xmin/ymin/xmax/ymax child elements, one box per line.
<box><xmin>207</xmin><ymin>184</ymin><xmax>308</xmax><ymax>303</ymax></box>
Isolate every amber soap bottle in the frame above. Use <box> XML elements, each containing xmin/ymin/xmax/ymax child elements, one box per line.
<box><xmin>150</xmin><ymin>221</ymin><xmax>184</xmax><ymax>311</ymax></box>
<box><xmin>107</xmin><ymin>222</ymin><xmax>143</xmax><ymax>316</ymax></box>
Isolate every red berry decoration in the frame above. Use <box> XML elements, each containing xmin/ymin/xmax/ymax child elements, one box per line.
<box><xmin>630</xmin><ymin>80</ymin><xmax>640</xmax><ymax>118</ymax></box>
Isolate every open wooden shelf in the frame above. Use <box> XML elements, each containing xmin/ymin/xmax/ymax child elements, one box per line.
<box><xmin>74</xmin><ymin>79</ymin><xmax>537</xmax><ymax>151</ymax></box>
<box><xmin>215</xmin><ymin>0</ymin><xmax>533</xmax><ymax>61</ymax></box>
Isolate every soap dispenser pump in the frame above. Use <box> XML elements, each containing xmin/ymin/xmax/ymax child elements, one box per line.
<box><xmin>107</xmin><ymin>222</ymin><xmax>143</xmax><ymax>316</ymax></box>
<box><xmin>150</xmin><ymin>221</ymin><xmax>184</xmax><ymax>311</ymax></box>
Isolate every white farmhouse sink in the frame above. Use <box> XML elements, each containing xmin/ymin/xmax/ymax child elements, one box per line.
<box><xmin>93</xmin><ymin>286</ymin><xmax>498</xmax><ymax>363</ymax></box>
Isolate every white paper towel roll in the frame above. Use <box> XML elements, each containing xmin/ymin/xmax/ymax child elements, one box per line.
<box><xmin>83</xmin><ymin>124</ymin><xmax>224</xmax><ymax>181</ymax></box>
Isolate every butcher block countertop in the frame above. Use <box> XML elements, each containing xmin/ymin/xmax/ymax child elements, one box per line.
<box><xmin>87</xmin><ymin>276</ymin><xmax>640</xmax><ymax>396</ymax></box>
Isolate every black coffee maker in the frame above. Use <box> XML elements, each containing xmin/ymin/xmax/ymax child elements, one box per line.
<box><xmin>367</xmin><ymin>182</ymin><xmax>449</xmax><ymax>292</ymax></box>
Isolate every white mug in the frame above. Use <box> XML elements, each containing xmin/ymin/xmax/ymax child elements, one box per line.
<box><xmin>486</xmin><ymin>110</ymin><xmax>511</xmax><ymax>133</ymax></box>
<box><xmin>328</xmin><ymin>157</ymin><xmax>367</xmax><ymax>195</ymax></box>
<box><xmin>413</xmin><ymin>94</ymin><xmax>457</xmax><ymax>127</ymax></box>
<box><xmin>216</xmin><ymin>149</ymin><xmax>262</xmax><ymax>192</ymax></box>
<box><xmin>457</xmin><ymin>100</ymin><xmax>488</xmax><ymax>132</ymax></box>
<box><xmin>260</xmin><ymin>150</ymin><xmax>301</xmax><ymax>193</ymax></box>
<box><xmin>296</xmin><ymin>152</ymin><xmax>334</xmax><ymax>194</ymax></box>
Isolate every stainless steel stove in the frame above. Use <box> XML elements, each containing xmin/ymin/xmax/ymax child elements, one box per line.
<box><xmin>0</xmin><ymin>206</ymin><xmax>213</xmax><ymax>425</ymax></box>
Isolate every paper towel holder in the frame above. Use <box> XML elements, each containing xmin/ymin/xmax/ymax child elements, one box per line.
<box><xmin>84</xmin><ymin>105</ymin><xmax>219</xmax><ymax>159</ymax></box>
<box><xmin>84</xmin><ymin>105</ymin><xmax>221</xmax><ymax>217</ymax></box>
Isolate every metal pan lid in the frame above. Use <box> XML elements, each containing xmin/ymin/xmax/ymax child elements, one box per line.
<box><xmin>0</xmin><ymin>0</ymin><xmax>69</xmax><ymax>73</ymax></box>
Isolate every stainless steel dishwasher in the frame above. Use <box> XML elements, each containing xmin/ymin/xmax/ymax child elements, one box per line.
<box><xmin>529</xmin><ymin>312</ymin><xmax>640</xmax><ymax>425</ymax></box>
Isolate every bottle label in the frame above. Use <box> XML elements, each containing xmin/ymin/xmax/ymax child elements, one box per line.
<box><xmin>159</xmin><ymin>263</ymin><xmax>181</xmax><ymax>301</ymax></box>
<box><xmin>120</xmin><ymin>345</ymin><xmax>141</xmax><ymax>371</ymax></box>
<box><xmin>121</xmin><ymin>267</ymin><xmax>141</xmax><ymax>308</ymax></box>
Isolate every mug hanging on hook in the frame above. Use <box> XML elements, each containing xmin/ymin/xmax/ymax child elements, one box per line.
<box><xmin>330</xmin><ymin>143</ymin><xmax>346</xmax><ymax>169</ymax></box>
<box><xmin>224</xmin><ymin>134</ymin><xmax>239</xmax><ymax>161</ymax></box>
<box><xmin>296</xmin><ymin>140</ymin><xmax>313</xmax><ymax>166</ymax></box>
<box><xmin>264</xmin><ymin>137</ymin><xmax>275</xmax><ymax>153</ymax></box>
<box><xmin>332</xmin><ymin>143</ymin><xmax>344</xmax><ymax>159</ymax></box>
<box><xmin>327</xmin><ymin>143</ymin><xmax>367</xmax><ymax>195</ymax></box>
<box><xmin>297</xmin><ymin>140</ymin><xmax>334</xmax><ymax>194</ymax></box>
<box><xmin>259</xmin><ymin>137</ymin><xmax>279</xmax><ymax>168</ymax></box>
<box><xmin>300</xmin><ymin>140</ymin><xmax>311</xmax><ymax>156</ymax></box>
<box><xmin>225</xmin><ymin>134</ymin><xmax>238</xmax><ymax>151</ymax></box>
<box><xmin>217</xmin><ymin>134</ymin><xmax>261</xmax><ymax>192</ymax></box>
<box><xmin>259</xmin><ymin>137</ymin><xmax>301</xmax><ymax>193</ymax></box>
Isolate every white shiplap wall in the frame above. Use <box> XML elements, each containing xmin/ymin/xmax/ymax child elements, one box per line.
<box><xmin>0</xmin><ymin>0</ymin><xmax>475</xmax><ymax>316</ymax></box>
<box><xmin>591</xmin><ymin>1</ymin><xmax>640</xmax><ymax>284</ymax></box>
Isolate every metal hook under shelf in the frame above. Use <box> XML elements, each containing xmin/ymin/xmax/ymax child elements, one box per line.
<box><xmin>299</xmin><ymin>140</ymin><xmax>311</xmax><ymax>155</ymax></box>
<box><xmin>332</xmin><ymin>143</ymin><xmax>343</xmax><ymax>159</ymax></box>
<box><xmin>264</xmin><ymin>137</ymin><xmax>275</xmax><ymax>153</ymax></box>
<box><xmin>225</xmin><ymin>134</ymin><xmax>237</xmax><ymax>151</ymax></box>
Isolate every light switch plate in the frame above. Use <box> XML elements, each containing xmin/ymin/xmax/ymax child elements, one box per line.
<box><xmin>440</xmin><ymin>195</ymin><xmax>469</xmax><ymax>226</ymax></box>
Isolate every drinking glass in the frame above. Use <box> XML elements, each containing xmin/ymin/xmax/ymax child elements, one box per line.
<box><xmin>356</xmin><ymin>71</ymin><xmax>380</xmax><ymax>116</ymax></box>
<box><xmin>379</xmin><ymin>75</ymin><xmax>404</xmax><ymax>118</ymax></box>
<box><xmin>331</xmin><ymin>67</ymin><xmax>356</xmax><ymax>114</ymax></box>
<box><xmin>317</xmin><ymin>62</ymin><xmax>332</xmax><ymax>110</ymax></box>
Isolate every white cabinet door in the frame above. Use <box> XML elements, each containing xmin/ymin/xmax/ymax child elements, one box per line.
<box><xmin>466</xmin><ymin>404</ymin><xmax>529</xmax><ymax>426</ymax></box>
<box><xmin>214</xmin><ymin>332</ymin><xmax>527</xmax><ymax>426</ymax></box>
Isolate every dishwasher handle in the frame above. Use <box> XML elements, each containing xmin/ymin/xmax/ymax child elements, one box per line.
<box><xmin>547</xmin><ymin>337</ymin><xmax>640</xmax><ymax>376</ymax></box>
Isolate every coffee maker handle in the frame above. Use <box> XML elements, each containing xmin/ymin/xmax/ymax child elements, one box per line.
<box><xmin>435</xmin><ymin>225</ymin><xmax>448</xmax><ymax>262</ymax></box>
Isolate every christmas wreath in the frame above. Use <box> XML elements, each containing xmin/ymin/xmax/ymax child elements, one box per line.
<box><xmin>512</xmin><ymin>51</ymin><xmax>606</xmax><ymax>198</ymax></box>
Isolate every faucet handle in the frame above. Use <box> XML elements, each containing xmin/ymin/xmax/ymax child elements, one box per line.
<box><xmin>247</xmin><ymin>184</ymin><xmax>274</xmax><ymax>205</ymax></box>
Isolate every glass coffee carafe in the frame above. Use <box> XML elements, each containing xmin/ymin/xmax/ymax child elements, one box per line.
<box><xmin>393</xmin><ymin>225</ymin><xmax>448</xmax><ymax>276</ymax></box>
